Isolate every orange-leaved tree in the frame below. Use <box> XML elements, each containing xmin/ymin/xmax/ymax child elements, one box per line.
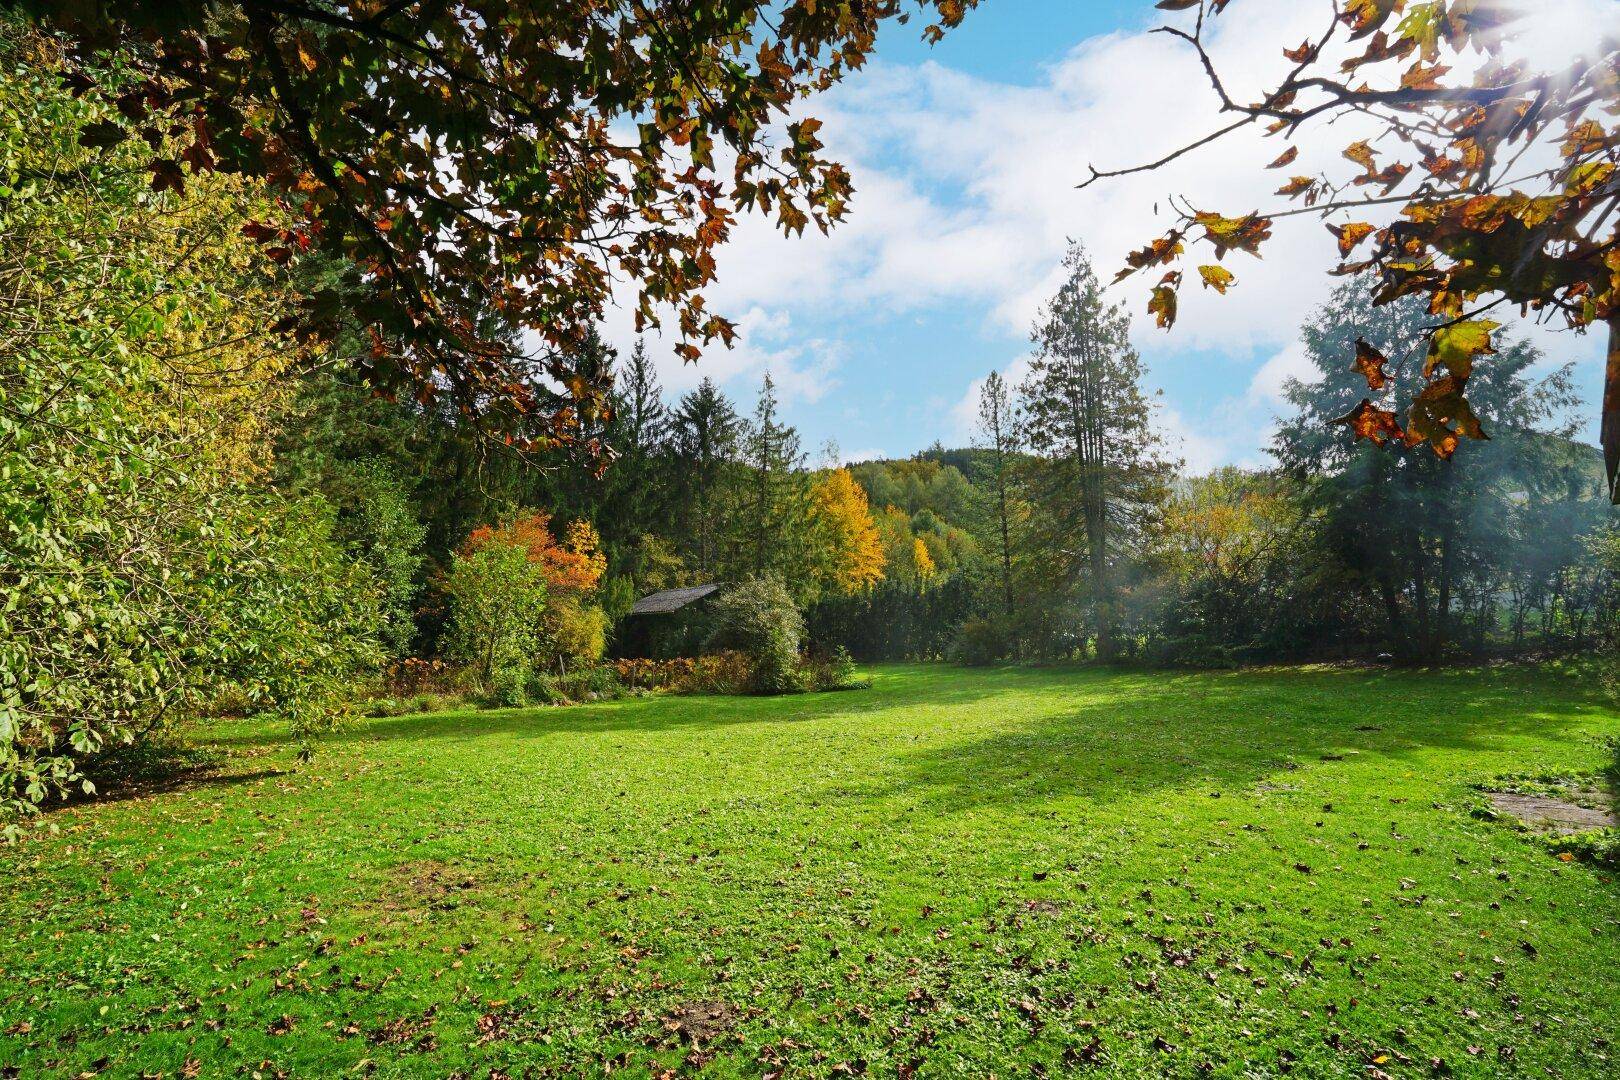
<box><xmin>461</xmin><ymin>513</ymin><xmax>606</xmax><ymax>596</ymax></box>
<box><xmin>1089</xmin><ymin>1</ymin><xmax>1620</xmax><ymax>496</ymax></box>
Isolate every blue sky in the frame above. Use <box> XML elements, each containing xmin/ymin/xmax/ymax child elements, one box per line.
<box><xmin>607</xmin><ymin>0</ymin><xmax>1611</xmax><ymax>471</ymax></box>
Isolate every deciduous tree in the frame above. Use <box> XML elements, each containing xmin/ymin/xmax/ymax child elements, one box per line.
<box><xmin>809</xmin><ymin>469</ymin><xmax>887</xmax><ymax>594</ymax></box>
<box><xmin>20</xmin><ymin>0</ymin><xmax>978</xmax><ymax>447</ymax></box>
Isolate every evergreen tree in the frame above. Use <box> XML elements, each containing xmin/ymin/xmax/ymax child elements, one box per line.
<box><xmin>617</xmin><ymin>338</ymin><xmax>669</xmax><ymax>458</ymax></box>
<box><xmin>670</xmin><ymin>377</ymin><xmax>742</xmax><ymax>578</ymax></box>
<box><xmin>1021</xmin><ymin>242</ymin><xmax>1171</xmax><ymax>660</ymax></box>
<box><xmin>739</xmin><ymin>373</ymin><xmax>812</xmax><ymax>592</ymax></box>
<box><xmin>1273</xmin><ymin>282</ymin><xmax>1586</xmax><ymax>661</ymax></box>
<box><xmin>974</xmin><ymin>369</ymin><xmax>1021</xmax><ymax>625</ymax></box>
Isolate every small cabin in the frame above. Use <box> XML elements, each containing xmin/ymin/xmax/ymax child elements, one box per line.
<box><xmin>615</xmin><ymin>583</ymin><xmax>723</xmax><ymax>659</ymax></box>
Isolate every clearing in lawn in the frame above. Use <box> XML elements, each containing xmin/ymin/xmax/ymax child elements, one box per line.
<box><xmin>4</xmin><ymin>664</ymin><xmax>1619</xmax><ymax>1078</ymax></box>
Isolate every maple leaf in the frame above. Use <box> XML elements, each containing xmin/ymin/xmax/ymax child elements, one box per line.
<box><xmin>1267</xmin><ymin>146</ymin><xmax>1299</xmax><ymax>169</ymax></box>
<box><xmin>1334</xmin><ymin>398</ymin><xmax>1408</xmax><ymax>446</ymax></box>
<box><xmin>1283</xmin><ymin>40</ymin><xmax>1317</xmax><ymax>64</ymax></box>
<box><xmin>1276</xmin><ymin>175</ymin><xmax>1315</xmax><ymax>198</ymax></box>
<box><xmin>1327</xmin><ymin>221</ymin><xmax>1376</xmax><ymax>257</ymax></box>
<box><xmin>1342</xmin><ymin>140</ymin><xmax>1378</xmax><ymax>175</ymax></box>
<box><xmin>1340</xmin><ymin>0</ymin><xmax>1402</xmax><ymax>39</ymax></box>
<box><xmin>1424</xmin><ymin>320</ymin><xmax>1497</xmax><ymax>380</ymax></box>
<box><xmin>1148</xmin><ymin>283</ymin><xmax>1179</xmax><ymax>329</ymax></box>
<box><xmin>148</xmin><ymin>158</ymin><xmax>185</xmax><ymax>194</ymax></box>
<box><xmin>1198</xmin><ymin>265</ymin><xmax>1236</xmax><ymax>293</ymax></box>
<box><xmin>1351</xmin><ymin>337</ymin><xmax>1391</xmax><ymax>390</ymax></box>
<box><xmin>1192</xmin><ymin>211</ymin><xmax>1273</xmax><ymax>258</ymax></box>
<box><xmin>1400</xmin><ymin>61</ymin><xmax>1451</xmax><ymax>90</ymax></box>
<box><xmin>1118</xmin><ymin>233</ymin><xmax>1186</xmax><ymax>281</ymax></box>
<box><xmin>77</xmin><ymin>119</ymin><xmax>126</xmax><ymax>149</ymax></box>
<box><xmin>1407</xmin><ymin>375</ymin><xmax>1488</xmax><ymax>455</ymax></box>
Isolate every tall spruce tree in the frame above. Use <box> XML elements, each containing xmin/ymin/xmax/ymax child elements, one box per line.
<box><xmin>1021</xmin><ymin>243</ymin><xmax>1170</xmax><ymax>660</ymax></box>
<box><xmin>617</xmin><ymin>339</ymin><xmax>669</xmax><ymax>459</ymax></box>
<box><xmin>740</xmin><ymin>373</ymin><xmax>811</xmax><ymax>588</ymax></box>
<box><xmin>670</xmin><ymin>377</ymin><xmax>742</xmax><ymax>579</ymax></box>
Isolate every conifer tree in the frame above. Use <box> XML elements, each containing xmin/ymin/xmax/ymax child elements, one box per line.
<box><xmin>740</xmin><ymin>373</ymin><xmax>811</xmax><ymax>587</ymax></box>
<box><xmin>1022</xmin><ymin>243</ymin><xmax>1171</xmax><ymax>660</ymax></box>
<box><xmin>975</xmin><ymin>369</ymin><xmax>1021</xmax><ymax>624</ymax></box>
<box><xmin>670</xmin><ymin>377</ymin><xmax>742</xmax><ymax>578</ymax></box>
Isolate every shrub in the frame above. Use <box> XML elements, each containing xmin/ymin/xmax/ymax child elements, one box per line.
<box><xmin>613</xmin><ymin>652</ymin><xmax>755</xmax><ymax>695</ymax></box>
<box><xmin>486</xmin><ymin>662</ymin><xmax>537</xmax><ymax>708</ymax></box>
<box><xmin>950</xmin><ymin>616</ymin><xmax>1012</xmax><ymax>666</ymax></box>
<box><xmin>524</xmin><ymin>671</ymin><xmax>569</xmax><ymax>705</ymax></box>
<box><xmin>0</xmin><ymin>49</ymin><xmax>382</xmax><ymax>823</ymax></box>
<box><xmin>800</xmin><ymin>646</ymin><xmax>867</xmax><ymax>692</ymax></box>
<box><xmin>443</xmin><ymin>540</ymin><xmax>549</xmax><ymax>689</ymax></box>
<box><xmin>542</xmin><ymin>594</ymin><xmax>610</xmax><ymax>673</ymax></box>
<box><xmin>556</xmin><ymin>665</ymin><xmax>623</xmax><ymax>702</ymax></box>
<box><xmin>705</xmin><ymin>575</ymin><xmax>806</xmax><ymax>694</ymax></box>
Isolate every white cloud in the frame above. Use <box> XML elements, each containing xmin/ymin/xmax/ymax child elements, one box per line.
<box><xmin>596</xmin><ymin>302</ymin><xmax>842</xmax><ymax>409</ymax></box>
<box><xmin>591</xmin><ymin>0</ymin><xmax>1611</xmax><ymax>463</ymax></box>
<box><xmin>1248</xmin><ymin>342</ymin><xmax>1319</xmax><ymax>408</ymax></box>
<box><xmin>1156</xmin><ymin>406</ymin><xmax>1244</xmax><ymax>477</ymax></box>
<box><xmin>839</xmin><ymin>447</ymin><xmax>889</xmax><ymax>466</ymax></box>
<box><xmin>948</xmin><ymin>353</ymin><xmax>1033</xmax><ymax>445</ymax></box>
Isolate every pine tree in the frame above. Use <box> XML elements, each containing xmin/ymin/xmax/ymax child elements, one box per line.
<box><xmin>587</xmin><ymin>338</ymin><xmax>674</xmax><ymax>596</ymax></box>
<box><xmin>618</xmin><ymin>338</ymin><xmax>668</xmax><ymax>456</ymax></box>
<box><xmin>1022</xmin><ymin>242</ymin><xmax>1171</xmax><ymax>660</ymax></box>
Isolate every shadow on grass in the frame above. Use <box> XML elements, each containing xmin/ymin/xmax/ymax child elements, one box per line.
<box><xmin>48</xmin><ymin>767</ymin><xmax>289</xmax><ymax>814</ymax></box>
<box><xmin>877</xmin><ymin>665</ymin><xmax>1615</xmax><ymax>813</ymax></box>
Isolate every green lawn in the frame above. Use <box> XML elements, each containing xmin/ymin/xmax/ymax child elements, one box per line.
<box><xmin>5</xmin><ymin>665</ymin><xmax>1619</xmax><ymax>1078</ymax></box>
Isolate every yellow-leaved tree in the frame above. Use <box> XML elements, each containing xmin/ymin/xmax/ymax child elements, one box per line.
<box><xmin>809</xmin><ymin>469</ymin><xmax>886</xmax><ymax>595</ymax></box>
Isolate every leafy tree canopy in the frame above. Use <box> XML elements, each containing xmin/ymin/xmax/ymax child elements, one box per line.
<box><xmin>20</xmin><ymin>0</ymin><xmax>977</xmax><ymax>443</ymax></box>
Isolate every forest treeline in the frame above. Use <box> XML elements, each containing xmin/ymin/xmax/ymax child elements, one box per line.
<box><xmin>5</xmin><ymin>21</ymin><xmax>1620</xmax><ymax>822</ymax></box>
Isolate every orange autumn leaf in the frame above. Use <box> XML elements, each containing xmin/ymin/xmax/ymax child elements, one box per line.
<box><xmin>1351</xmin><ymin>337</ymin><xmax>1391</xmax><ymax>390</ymax></box>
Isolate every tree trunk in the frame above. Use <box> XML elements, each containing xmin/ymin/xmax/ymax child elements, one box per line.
<box><xmin>1435</xmin><ymin>512</ymin><xmax>1455</xmax><ymax>661</ymax></box>
<box><xmin>1379</xmin><ymin>574</ymin><xmax>1407</xmax><ymax>658</ymax></box>
<box><xmin>1604</xmin><ymin>314</ymin><xmax>1620</xmax><ymax>502</ymax></box>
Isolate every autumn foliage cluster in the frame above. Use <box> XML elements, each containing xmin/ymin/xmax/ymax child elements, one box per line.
<box><xmin>461</xmin><ymin>513</ymin><xmax>607</xmax><ymax>596</ymax></box>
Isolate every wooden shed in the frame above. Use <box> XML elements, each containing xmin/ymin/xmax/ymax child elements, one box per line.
<box><xmin>615</xmin><ymin>583</ymin><xmax>724</xmax><ymax>658</ymax></box>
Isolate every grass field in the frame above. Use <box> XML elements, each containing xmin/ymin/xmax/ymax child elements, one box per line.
<box><xmin>4</xmin><ymin>664</ymin><xmax>1619</xmax><ymax>1078</ymax></box>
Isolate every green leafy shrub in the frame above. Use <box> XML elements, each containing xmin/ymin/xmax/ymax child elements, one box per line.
<box><xmin>950</xmin><ymin>616</ymin><xmax>1013</xmax><ymax>666</ymax></box>
<box><xmin>705</xmin><ymin>575</ymin><xmax>806</xmax><ymax>694</ymax></box>
<box><xmin>487</xmin><ymin>662</ymin><xmax>537</xmax><ymax>708</ymax></box>
<box><xmin>0</xmin><ymin>44</ymin><xmax>382</xmax><ymax>823</ymax></box>
<box><xmin>524</xmin><ymin>672</ymin><xmax>569</xmax><ymax>706</ymax></box>
<box><xmin>800</xmin><ymin>647</ymin><xmax>867</xmax><ymax>692</ymax></box>
<box><xmin>556</xmin><ymin>666</ymin><xmax>624</xmax><ymax>702</ymax></box>
<box><xmin>443</xmin><ymin>540</ymin><xmax>549</xmax><ymax>693</ymax></box>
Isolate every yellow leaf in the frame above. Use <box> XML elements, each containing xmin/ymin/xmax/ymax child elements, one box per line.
<box><xmin>1197</xmin><ymin>265</ymin><xmax>1236</xmax><ymax>294</ymax></box>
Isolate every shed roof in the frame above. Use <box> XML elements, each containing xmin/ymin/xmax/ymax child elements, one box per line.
<box><xmin>628</xmin><ymin>583</ymin><xmax>721</xmax><ymax>616</ymax></box>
